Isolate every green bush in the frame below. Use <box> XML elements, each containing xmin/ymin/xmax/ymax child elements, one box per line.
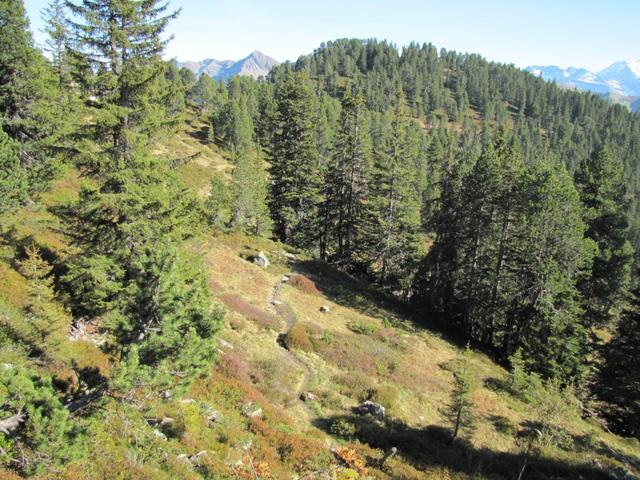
<box><xmin>330</xmin><ymin>419</ymin><xmax>357</xmax><ymax>439</ymax></box>
<box><xmin>347</xmin><ymin>319</ymin><xmax>377</xmax><ymax>335</ymax></box>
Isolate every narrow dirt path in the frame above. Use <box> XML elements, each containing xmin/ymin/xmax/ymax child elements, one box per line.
<box><xmin>268</xmin><ymin>274</ymin><xmax>314</xmax><ymax>410</ymax></box>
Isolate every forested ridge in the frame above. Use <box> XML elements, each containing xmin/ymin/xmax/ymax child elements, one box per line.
<box><xmin>1</xmin><ymin>1</ymin><xmax>639</xmax><ymax>478</ymax></box>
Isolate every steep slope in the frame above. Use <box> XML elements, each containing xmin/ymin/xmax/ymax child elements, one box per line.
<box><xmin>179</xmin><ymin>50</ymin><xmax>279</xmax><ymax>80</ymax></box>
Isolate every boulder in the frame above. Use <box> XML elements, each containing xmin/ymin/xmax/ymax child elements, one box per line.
<box><xmin>242</xmin><ymin>402</ymin><xmax>263</xmax><ymax>419</ymax></box>
<box><xmin>252</xmin><ymin>251</ymin><xmax>270</xmax><ymax>268</ymax></box>
<box><xmin>354</xmin><ymin>400</ymin><xmax>385</xmax><ymax>420</ymax></box>
<box><xmin>300</xmin><ymin>391</ymin><xmax>317</xmax><ymax>402</ymax></box>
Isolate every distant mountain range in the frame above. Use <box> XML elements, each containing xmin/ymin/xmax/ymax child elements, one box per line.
<box><xmin>178</xmin><ymin>51</ymin><xmax>278</xmax><ymax>81</ymax></box>
<box><xmin>526</xmin><ymin>59</ymin><xmax>640</xmax><ymax>112</ymax></box>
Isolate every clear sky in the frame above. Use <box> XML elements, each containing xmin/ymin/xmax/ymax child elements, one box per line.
<box><xmin>25</xmin><ymin>0</ymin><xmax>640</xmax><ymax>71</ymax></box>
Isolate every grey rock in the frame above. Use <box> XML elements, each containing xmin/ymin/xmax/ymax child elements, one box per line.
<box><xmin>300</xmin><ymin>392</ymin><xmax>317</xmax><ymax>402</ymax></box>
<box><xmin>242</xmin><ymin>402</ymin><xmax>263</xmax><ymax>418</ymax></box>
<box><xmin>354</xmin><ymin>400</ymin><xmax>386</xmax><ymax>420</ymax></box>
<box><xmin>252</xmin><ymin>251</ymin><xmax>270</xmax><ymax>268</ymax></box>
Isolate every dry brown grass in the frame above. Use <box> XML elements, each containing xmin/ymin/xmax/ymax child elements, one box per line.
<box><xmin>219</xmin><ymin>293</ymin><xmax>279</xmax><ymax>330</ymax></box>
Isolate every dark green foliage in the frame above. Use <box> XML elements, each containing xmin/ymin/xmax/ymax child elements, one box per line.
<box><xmin>205</xmin><ymin>175</ymin><xmax>231</xmax><ymax>228</ymax></box>
<box><xmin>366</xmin><ymin>89</ymin><xmax>421</xmax><ymax>292</ymax></box>
<box><xmin>0</xmin><ymin>121</ymin><xmax>27</xmax><ymax>213</ymax></box>
<box><xmin>0</xmin><ymin>0</ymin><xmax>62</xmax><ymax>192</ymax></box>
<box><xmin>445</xmin><ymin>346</ymin><xmax>476</xmax><ymax>439</ymax></box>
<box><xmin>63</xmin><ymin>0</ymin><xmax>223</xmax><ymax>388</ymax></box>
<box><xmin>595</xmin><ymin>285</ymin><xmax>640</xmax><ymax>438</ymax></box>
<box><xmin>321</xmin><ymin>87</ymin><xmax>372</xmax><ymax>267</ymax></box>
<box><xmin>422</xmin><ymin>136</ymin><xmax>594</xmax><ymax>381</ymax></box>
<box><xmin>0</xmin><ymin>365</ymin><xmax>80</xmax><ymax>475</ymax></box>
<box><xmin>66</xmin><ymin>0</ymin><xmax>180</xmax><ymax>171</ymax></box>
<box><xmin>575</xmin><ymin>145</ymin><xmax>633</xmax><ymax>326</ymax></box>
<box><xmin>230</xmin><ymin>149</ymin><xmax>271</xmax><ymax>236</ymax></box>
<box><xmin>268</xmin><ymin>71</ymin><xmax>323</xmax><ymax>248</ymax></box>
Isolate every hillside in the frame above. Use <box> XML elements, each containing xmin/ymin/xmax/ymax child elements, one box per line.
<box><xmin>1</xmin><ymin>118</ymin><xmax>639</xmax><ymax>479</ymax></box>
<box><xmin>3</xmin><ymin>1</ymin><xmax>640</xmax><ymax>478</ymax></box>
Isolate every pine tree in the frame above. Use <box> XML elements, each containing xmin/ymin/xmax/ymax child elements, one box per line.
<box><xmin>17</xmin><ymin>244</ymin><xmax>68</xmax><ymax>349</ymax></box>
<box><xmin>0</xmin><ymin>121</ymin><xmax>27</xmax><ymax>213</ymax></box>
<box><xmin>268</xmin><ymin>71</ymin><xmax>322</xmax><ymax>248</ymax></box>
<box><xmin>367</xmin><ymin>88</ymin><xmax>421</xmax><ymax>292</ymax></box>
<box><xmin>66</xmin><ymin>0</ymin><xmax>180</xmax><ymax>171</ymax></box>
<box><xmin>205</xmin><ymin>175</ymin><xmax>231</xmax><ymax>229</ymax></box>
<box><xmin>64</xmin><ymin>0</ymin><xmax>223</xmax><ymax>386</ymax></box>
<box><xmin>0</xmin><ymin>0</ymin><xmax>60</xmax><ymax>191</ymax></box>
<box><xmin>446</xmin><ymin>346</ymin><xmax>476</xmax><ymax>439</ymax></box>
<box><xmin>575</xmin><ymin>145</ymin><xmax>633</xmax><ymax>326</ymax></box>
<box><xmin>322</xmin><ymin>87</ymin><xmax>372</xmax><ymax>267</ymax></box>
<box><xmin>41</xmin><ymin>0</ymin><xmax>70</xmax><ymax>89</ymax></box>
<box><xmin>595</xmin><ymin>284</ymin><xmax>640</xmax><ymax>438</ymax></box>
<box><xmin>230</xmin><ymin>148</ymin><xmax>271</xmax><ymax>236</ymax></box>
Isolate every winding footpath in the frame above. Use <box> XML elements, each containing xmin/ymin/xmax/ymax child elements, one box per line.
<box><xmin>267</xmin><ymin>274</ymin><xmax>315</xmax><ymax>412</ymax></box>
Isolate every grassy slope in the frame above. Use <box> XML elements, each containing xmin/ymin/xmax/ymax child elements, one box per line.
<box><xmin>0</xmin><ymin>120</ymin><xmax>639</xmax><ymax>479</ymax></box>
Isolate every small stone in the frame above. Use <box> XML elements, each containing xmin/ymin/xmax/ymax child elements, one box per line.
<box><xmin>284</xmin><ymin>252</ymin><xmax>297</xmax><ymax>260</ymax></box>
<box><xmin>202</xmin><ymin>404</ymin><xmax>221</xmax><ymax>423</ymax></box>
<box><xmin>271</xmin><ymin>300</ymin><xmax>283</xmax><ymax>306</ymax></box>
<box><xmin>252</xmin><ymin>251</ymin><xmax>270</xmax><ymax>268</ymax></box>
<box><xmin>219</xmin><ymin>339</ymin><xmax>233</xmax><ymax>349</ymax></box>
<box><xmin>152</xmin><ymin>429</ymin><xmax>167</xmax><ymax>440</ymax></box>
<box><xmin>161</xmin><ymin>390</ymin><xmax>172</xmax><ymax>400</ymax></box>
<box><xmin>190</xmin><ymin>450</ymin><xmax>208</xmax><ymax>466</ymax></box>
<box><xmin>242</xmin><ymin>402</ymin><xmax>263</xmax><ymax>418</ymax></box>
<box><xmin>320</xmin><ymin>305</ymin><xmax>330</xmax><ymax>313</ymax></box>
<box><xmin>281</xmin><ymin>275</ymin><xmax>290</xmax><ymax>283</ymax></box>
<box><xmin>159</xmin><ymin>417</ymin><xmax>174</xmax><ymax>427</ymax></box>
<box><xmin>300</xmin><ymin>391</ymin><xmax>317</xmax><ymax>402</ymax></box>
<box><xmin>176</xmin><ymin>453</ymin><xmax>190</xmax><ymax>464</ymax></box>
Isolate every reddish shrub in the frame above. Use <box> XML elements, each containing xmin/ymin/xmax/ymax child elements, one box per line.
<box><xmin>288</xmin><ymin>274</ymin><xmax>321</xmax><ymax>296</ymax></box>
<box><xmin>216</xmin><ymin>351</ymin><xmax>250</xmax><ymax>383</ymax></box>
<box><xmin>219</xmin><ymin>293</ymin><xmax>279</xmax><ymax>330</ymax></box>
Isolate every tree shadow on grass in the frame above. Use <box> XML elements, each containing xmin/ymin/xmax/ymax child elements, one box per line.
<box><xmin>314</xmin><ymin>413</ymin><xmax>617</xmax><ymax>480</ymax></box>
<box><xmin>291</xmin><ymin>258</ymin><xmax>469</xmax><ymax>348</ymax></box>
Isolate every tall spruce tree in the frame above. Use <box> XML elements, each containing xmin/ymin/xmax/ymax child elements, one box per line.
<box><xmin>322</xmin><ymin>87</ymin><xmax>372</xmax><ymax>267</ymax></box>
<box><xmin>367</xmin><ymin>88</ymin><xmax>421</xmax><ymax>292</ymax></box>
<box><xmin>268</xmin><ymin>71</ymin><xmax>322</xmax><ymax>249</ymax></box>
<box><xmin>575</xmin><ymin>145</ymin><xmax>633</xmax><ymax>326</ymax></box>
<box><xmin>0</xmin><ymin>0</ymin><xmax>60</xmax><ymax>191</ymax></box>
<box><xmin>64</xmin><ymin>0</ymin><xmax>222</xmax><ymax>387</ymax></box>
<box><xmin>595</xmin><ymin>284</ymin><xmax>640</xmax><ymax>438</ymax></box>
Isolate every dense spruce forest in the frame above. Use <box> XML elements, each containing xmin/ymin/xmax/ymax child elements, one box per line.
<box><xmin>1</xmin><ymin>0</ymin><xmax>640</xmax><ymax>478</ymax></box>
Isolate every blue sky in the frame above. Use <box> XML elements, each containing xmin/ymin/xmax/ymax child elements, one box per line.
<box><xmin>25</xmin><ymin>0</ymin><xmax>639</xmax><ymax>71</ymax></box>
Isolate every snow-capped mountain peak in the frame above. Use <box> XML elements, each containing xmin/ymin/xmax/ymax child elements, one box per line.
<box><xmin>525</xmin><ymin>58</ymin><xmax>640</xmax><ymax>110</ymax></box>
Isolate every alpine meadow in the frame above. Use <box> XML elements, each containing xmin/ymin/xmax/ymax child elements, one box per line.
<box><xmin>2</xmin><ymin>1</ymin><xmax>640</xmax><ymax>479</ymax></box>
